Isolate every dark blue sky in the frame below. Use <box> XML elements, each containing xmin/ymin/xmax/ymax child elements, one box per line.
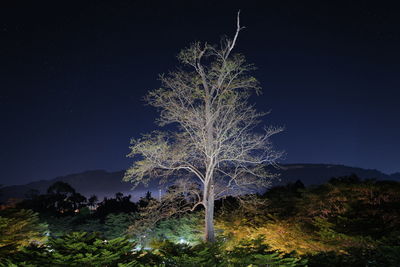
<box><xmin>1</xmin><ymin>1</ymin><xmax>399</xmax><ymax>185</ymax></box>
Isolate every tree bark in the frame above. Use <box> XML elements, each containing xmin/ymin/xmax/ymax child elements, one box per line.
<box><xmin>204</xmin><ymin>184</ymin><xmax>215</xmax><ymax>242</ymax></box>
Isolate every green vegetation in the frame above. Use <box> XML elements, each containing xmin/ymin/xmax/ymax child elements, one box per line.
<box><xmin>3</xmin><ymin>233</ymin><xmax>306</xmax><ymax>267</ymax></box>
<box><xmin>217</xmin><ymin>176</ymin><xmax>400</xmax><ymax>266</ymax></box>
<box><xmin>4</xmin><ymin>232</ymin><xmax>134</xmax><ymax>266</ymax></box>
<box><xmin>0</xmin><ymin>209</ymin><xmax>48</xmax><ymax>255</ymax></box>
<box><xmin>1</xmin><ymin>176</ymin><xmax>399</xmax><ymax>266</ymax></box>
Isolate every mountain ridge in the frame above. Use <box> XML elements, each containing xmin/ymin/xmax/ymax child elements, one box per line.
<box><xmin>1</xmin><ymin>164</ymin><xmax>398</xmax><ymax>203</ymax></box>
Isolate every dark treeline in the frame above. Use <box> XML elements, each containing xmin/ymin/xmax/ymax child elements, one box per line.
<box><xmin>17</xmin><ymin>181</ymin><xmax>146</xmax><ymax>219</ymax></box>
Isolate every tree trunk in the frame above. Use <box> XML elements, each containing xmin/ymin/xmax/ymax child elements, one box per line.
<box><xmin>204</xmin><ymin>184</ymin><xmax>215</xmax><ymax>242</ymax></box>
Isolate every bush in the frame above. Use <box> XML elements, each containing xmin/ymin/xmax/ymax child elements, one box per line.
<box><xmin>306</xmin><ymin>245</ymin><xmax>400</xmax><ymax>267</ymax></box>
<box><xmin>149</xmin><ymin>213</ymin><xmax>203</xmax><ymax>245</ymax></box>
<box><xmin>0</xmin><ymin>209</ymin><xmax>48</xmax><ymax>257</ymax></box>
<box><xmin>5</xmin><ymin>232</ymin><xmax>136</xmax><ymax>266</ymax></box>
<box><xmin>3</xmin><ymin>233</ymin><xmax>307</xmax><ymax>266</ymax></box>
<box><xmin>150</xmin><ymin>236</ymin><xmax>307</xmax><ymax>266</ymax></box>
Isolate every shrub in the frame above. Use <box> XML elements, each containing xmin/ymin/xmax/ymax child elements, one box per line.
<box><xmin>0</xmin><ymin>209</ymin><xmax>48</xmax><ymax>257</ymax></box>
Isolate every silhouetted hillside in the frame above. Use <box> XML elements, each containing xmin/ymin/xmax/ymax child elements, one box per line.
<box><xmin>275</xmin><ymin>164</ymin><xmax>397</xmax><ymax>186</ymax></box>
<box><xmin>0</xmin><ymin>170</ymin><xmax>155</xmax><ymax>203</ymax></box>
<box><xmin>1</xmin><ymin>164</ymin><xmax>398</xmax><ymax>203</ymax></box>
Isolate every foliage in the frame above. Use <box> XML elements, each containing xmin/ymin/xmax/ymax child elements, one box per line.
<box><xmin>17</xmin><ymin>181</ymin><xmax>87</xmax><ymax>216</ymax></box>
<box><xmin>104</xmin><ymin>213</ymin><xmax>136</xmax><ymax>240</ymax></box>
<box><xmin>94</xmin><ymin>192</ymin><xmax>138</xmax><ymax>220</ymax></box>
<box><xmin>0</xmin><ymin>209</ymin><xmax>48</xmax><ymax>257</ymax></box>
<box><xmin>218</xmin><ymin>176</ymin><xmax>400</xmax><ymax>256</ymax></box>
<box><xmin>2</xmin><ymin>176</ymin><xmax>399</xmax><ymax>266</ymax></box>
<box><xmin>46</xmin><ymin>209</ymin><xmax>104</xmax><ymax>237</ymax></box>
<box><xmin>75</xmin><ymin>218</ymin><xmax>104</xmax><ymax>234</ymax></box>
<box><xmin>88</xmin><ymin>194</ymin><xmax>98</xmax><ymax>209</ymax></box>
<box><xmin>217</xmin><ymin>216</ymin><xmax>336</xmax><ymax>255</ymax></box>
<box><xmin>149</xmin><ymin>213</ymin><xmax>203</xmax><ymax>245</ymax></box>
<box><xmin>149</xmin><ymin>237</ymin><xmax>307</xmax><ymax>266</ymax></box>
<box><xmin>306</xmin><ymin>245</ymin><xmax>400</xmax><ymax>267</ymax></box>
<box><xmin>225</xmin><ymin>237</ymin><xmax>307</xmax><ymax>266</ymax></box>
<box><xmin>151</xmin><ymin>239</ymin><xmax>223</xmax><ymax>266</ymax></box>
<box><xmin>127</xmin><ymin>186</ymin><xmax>203</xmax><ymax>245</ymax></box>
<box><xmin>46</xmin><ymin>216</ymin><xmax>75</xmax><ymax>237</ymax></box>
<box><xmin>295</xmin><ymin>177</ymin><xmax>400</xmax><ymax>237</ymax></box>
<box><xmin>5</xmin><ymin>232</ymin><xmax>136</xmax><ymax>266</ymax></box>
<box><xmin>3</xmin><ymin>233</ymin><xmax>307</xmax><ymax>267</ymax></box>
<box><xmin>263</xmin><ymin>180</ymin><xmax>305</xmax><ymax>218</ymax></box>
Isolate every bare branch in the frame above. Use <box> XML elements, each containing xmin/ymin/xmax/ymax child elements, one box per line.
<box><xmin>226</xmin><ymin>10</ymin><xmax>245</xmax><ymax>59</ymax></box>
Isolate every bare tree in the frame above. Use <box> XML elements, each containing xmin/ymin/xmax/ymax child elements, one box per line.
<box><xmin>124</xmin><ymin>12</ymin><xmax>283</xmax><ymax>242</ymax></box>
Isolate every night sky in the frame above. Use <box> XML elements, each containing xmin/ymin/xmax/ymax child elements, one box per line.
<box><xmin>1</xmin><ymin>1</ymin><xmax>399</xmax><ymax>186</ymax></box>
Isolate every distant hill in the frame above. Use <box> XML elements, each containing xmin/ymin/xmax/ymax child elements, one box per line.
<box><xmin>0</xmin><ymin>170</ymin><xmax>144</xmax><ymax>203</ymax></box>
<box><xmin>276</xmin><ymin>164</ymin><xmax>400</xmax><ymax>185</ymax></box>
<box><xmin>1</xmin><ymin>164</ymin><xmax>398</xmax><ymax>203</ymax></box>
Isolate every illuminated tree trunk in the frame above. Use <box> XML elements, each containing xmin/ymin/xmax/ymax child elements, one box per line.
<box><xmin>204</xmin><ymin>183</ymin><xmax>215</xmax><ymax>242</ymax></box>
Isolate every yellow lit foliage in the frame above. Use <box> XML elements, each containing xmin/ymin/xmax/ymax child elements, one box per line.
<box><xmin>216</xmin><ymin>219</ymin><xmax>334</xmax><ymax>255</ymax></box>
<box><xmin>0</xmin><ymin>209</ymin><xmax>48</xmax><ymax>253</ymax></box>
